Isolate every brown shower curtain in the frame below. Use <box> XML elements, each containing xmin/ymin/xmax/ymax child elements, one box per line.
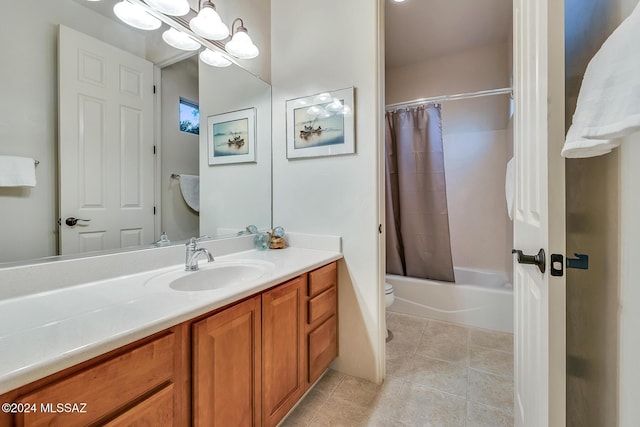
<box><xmin>385</xmin><ymin>105</ymin><xmax>455</xmax><ymax>282</ymax></box>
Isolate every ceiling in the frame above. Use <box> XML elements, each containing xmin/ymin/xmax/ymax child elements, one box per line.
<box><xmin>385</xmin><ymin>0</ymin><xmax>512</xmax><ymax>69</ymax></box>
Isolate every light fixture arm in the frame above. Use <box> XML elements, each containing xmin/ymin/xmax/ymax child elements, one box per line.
<box><xmin>231</xmin><ymin>18</ymin><xmax>247</xmax><ymax>35</ymax></box>
<box><xmin>198</xmin><ymin>0</ymin><xmax>216</xmax><ymax>12</ymax></box>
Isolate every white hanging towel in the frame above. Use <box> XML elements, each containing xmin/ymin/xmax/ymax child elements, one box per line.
<box><xmin>0</xmin><ymin>156</ymin><xmax>37</xmax><ymax>187</ymax></box>
<box><xmin>562</xmin><ymin>2</ymin><xmax>640</xmax><ymax>158</ymax></box>
<box><xmin>178</xmin><ymin>174</ymin><xmax>199</xmax><ymax>212</ymax></box>
<box><xmin>505</xmin><ymin>157</ymin><xmax>515</xmax><ymax>220</ymax></box>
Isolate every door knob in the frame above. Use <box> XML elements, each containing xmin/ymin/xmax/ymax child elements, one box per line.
<box><xmin>512</xmin><ymin>248</ymin><xmax>546</xmax><ymax>273</ymax></box>
<box><xmin>65</xmin><ymin>217</ymin><xmax>91</xmax><ymax>226</ymax></box>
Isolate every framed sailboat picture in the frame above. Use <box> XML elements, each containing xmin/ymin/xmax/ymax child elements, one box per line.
<box><xmin>207</xmin><ymin>107</ymin><xmax>256</xmax><ymax>165</ymax></box>
<box><xmin>286</xmin><ymin>87</ymin><xmax>355</xmax><ymax>159</ymax></box>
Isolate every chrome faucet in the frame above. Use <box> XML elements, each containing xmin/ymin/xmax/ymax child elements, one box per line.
<box><xmin>185</xmin><ymin>237</ymin><xmax>214</xmax><ymax>271</ymax></box>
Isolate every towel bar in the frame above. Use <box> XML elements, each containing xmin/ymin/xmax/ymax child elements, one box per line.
<box><xmin>34</xmin><ymin>160</ymin><xmax>40</xmax><ymax>166</ymax></box>
<box><xmin>171</xmin><ymin>173</ymin><xmax>180</xmax><ymax>179</ymax></box>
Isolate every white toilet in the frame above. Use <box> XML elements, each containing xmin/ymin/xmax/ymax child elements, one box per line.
<box><xmin>385</xmin><ymin>282</ymin><xmax>395</xmax><ymax>342</ymax></box>
<box><xmin>385</xmin><ymin>282</ymin><xmax>395</xmax><ymax>308</ymax></box>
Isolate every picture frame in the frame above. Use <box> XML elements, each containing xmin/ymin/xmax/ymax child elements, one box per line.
<box><xmin>286</xmin><ymin>87</ymin><xmax>355</xmax><ymax>159</ymax></box>
<box><xmin>207</xmin><ymin>107</ymin><xmax>256</xmax><ymax>165</ymax></box>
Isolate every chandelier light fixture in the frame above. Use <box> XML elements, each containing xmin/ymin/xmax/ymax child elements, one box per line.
<box><xmin>225</xmin><ymin>18</ymin><xmax>259</xmax><ymax>59</ymax></box>
<box><xmin>199</xmin><ymin>48</ymin><xmax>232</xmax><ymax>67</ymax></box>
<box><xmin>113</xmin><ymin>0</ymin><xmax>161</xmax><ymax>30</ymax></box>
<box><xmin>108</xmin><ymin>0</ymin><xmax>259</xmax><ymax>67</ymax></box>
<box><xmin>189</xmin><ymin>1</ymin><xmax>229</xmax><ymax>41</ymax></box>
<box><xmin>144</xmin><ymin>0</ymin><xmax>190</xmax><ymax>16</ymax></box>
<box><xmin>162</xmin><ymin>27</ymin><xmax>201</xmax><ymax>51</ymax></box>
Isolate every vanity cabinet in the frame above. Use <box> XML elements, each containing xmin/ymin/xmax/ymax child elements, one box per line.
<box><xmin>306</xmin><ymin>262</ymin><xmax>338</xmax><ymax>385</ymax></box>
<box><xmin>192</xmin><ymin>295</ymin><xmax>262</xmax><ymax>427</ymax></box>
<box><xmin>0</xmin><ymin>326</ymin><xmax>189</xmax><ymax>427</ymax></box>
<box><xmin>261</xmin><ymin>276</ymin><xmax>305</xmax><ymax>427</ymax></box>
<box><xmin>0</xmin><ymin>261</ymin><xmax>338</xmax><ymax>427</ymax></box>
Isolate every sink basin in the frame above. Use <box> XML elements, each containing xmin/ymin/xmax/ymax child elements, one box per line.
<box><xmin>145</xmin><ymin>260</ymin><xmax>274</xmax><ymax>292</ymax></box>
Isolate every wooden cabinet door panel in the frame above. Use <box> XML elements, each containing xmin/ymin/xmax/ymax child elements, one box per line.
<box><xmin>308</xmin><ymin>314</ymin><xmax>337</xmax><ymax>384</ymax></box>
<box><xmin>308</xmin><ymin>262</ymin><xmax>337</xmax><ymax>297</ymax></box>
<box><xmin>103</xmin><ymin>384</ymin><xmax>174</xmax><ymax>427</ymax></box>
<box><xmin>308</xmin><ymin>285</ymin><xmax>336</xmax><ymax>325</ymax></box>
<box><xmin>262</xmin><ymin>277</ymin><xmax>305</xmax><ymax>427</ymax></box>
<box><xmin>192</xmin><ymin>296</ymin><xmax>261</xmax><ymax>427</ymax></box>
<box><xmin>17</xmin><ymin>333</ymin><xmax>175</xmax><ymax>427</ymax></box>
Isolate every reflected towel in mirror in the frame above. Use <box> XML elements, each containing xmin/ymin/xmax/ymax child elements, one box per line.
<box><xmin>0</xmin><ymin>156</ymin><xmax>37</xmax><ymax>187</ymax></box>
<box><xmin>178</xmin><ymin>174</ymin><xmax>199</xmax><ymax>212</ymax></box>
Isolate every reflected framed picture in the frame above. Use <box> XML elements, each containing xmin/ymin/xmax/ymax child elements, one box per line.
<box><xmin>207</xmin><ymin>107</ymin><xmax>256</xmax><ymax>165</ymax></box>
<box><xmin>286</xmin><ymin>87</ymin><xmax>355</xmax><ymax>159</ymax></box>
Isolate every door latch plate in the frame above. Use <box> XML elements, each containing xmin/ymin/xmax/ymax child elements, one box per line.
<box><xmin>550</xmin><ymin>253</ymin><xmax>564</xmax><ymax>277</ymax></box>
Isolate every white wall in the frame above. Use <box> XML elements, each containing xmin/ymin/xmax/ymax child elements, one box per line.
<box><xmin>386</xmin><ymin>43</ymin><xmax>512</xmax><ymax>275</ymax></box>
<box><xmin>0</xmin><ymin>0</ymin><xmax>146</xmax><ymax>263</ymax></box>
<box><xmin>271</xmin><ymin>0</ymin><xmax>383</xmax><ymax>381</ymax></box>
<box><xmin>199</xmin><ymin>65</ymin><xmax>272</xmax><ymax>237</ymax></box>
<box><xmin>444</xmin><ymin>129</ymin><xmax>510</xmax><ymax>273</ymax></box>
<box><xmin>619</xmin><ymin>134</ymin><xmax>640</xmax><ymax>426</ymax></box>
<box><xmin>618</xmin><ymin>1</ymin><xmax>640</xmax><ymax>425</ymax></box>
<box><xmin>160</xmin><ymin>58</ymin><xmax>200</xmax><ymax>242</ymax></box>
<box><xmin>197</xmin><ymin>0</ymin><xmax>272</xmax><ymax>83</ymax></box>
<box><xmin>386</xmin><ymin>43</ymin><xmax>510</xmax><ymax>108</ymax></box>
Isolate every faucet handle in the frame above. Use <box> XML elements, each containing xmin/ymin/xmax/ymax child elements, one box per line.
<box><xmin>187</xmin><ymin>235</ymin><xmax>211</xmax><ymax>246</ymax></box>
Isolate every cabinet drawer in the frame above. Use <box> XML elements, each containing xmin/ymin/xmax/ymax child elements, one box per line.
<box><xmin>308</xmin><ymin>285</ymin><xmax>336</xmax><ymax>325</ymax></box>
<box><xmin>308</xmin><ymin>262</ymin><xmax>337</xmax><ymax>297</ymax></box>
<box><xmin>308</xmin><ymin>315</ymin><xmax>337</xmax><ymax>384</ymax></box>
<box><xmin>104</xmin><ymin>384</ymin><xmax>174</xmax><ymax>426</ymax></box>
<box><xmin>18</xmin><ymin>333</ymin><xmax>175</xmax><ymax>427</ymax></box>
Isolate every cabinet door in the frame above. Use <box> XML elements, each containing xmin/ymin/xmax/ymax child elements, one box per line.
<box><xmin>192</xmin><ymin>296</ymin><xmax>262</xmax><ymax>427</ymax></box>
<box><xmin>308</xmin><ymin>314</ymin><xmax>338</xmax><ymax>384</ymax></box>
<box><xmin>16</xmin><ymin>333</ymin><xmax>176</xmax><ymax>427</ymax></box>
<box><xmin>103</xmin><ymin>384</ymin><xmax>174</xmax><ymax>426</ymax></box>
<box><xmin>262</xmin><ymin>277</ymin><xmax>305</xmax><ymax>427</ymax></box>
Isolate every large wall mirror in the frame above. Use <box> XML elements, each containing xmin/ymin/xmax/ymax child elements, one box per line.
<box><xmin>0</xmin><ymin>0</ymin><xmax>272</xmax><ymax>265</ymax></box>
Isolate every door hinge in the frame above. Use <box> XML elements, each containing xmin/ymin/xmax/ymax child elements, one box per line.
<box><xmin>153</xmin><ymin>145</ymin><xmax>156</xmax><ymax>155</ymax></box>
<box><xmin>153</xmin><ymin>84</ymin><xmax>156</xmax><ymax>94</ymax></box>
<box><xmin>153</xmin><ymin>206</ymin><xmax>156</xmax><ymax>215</ymax></box>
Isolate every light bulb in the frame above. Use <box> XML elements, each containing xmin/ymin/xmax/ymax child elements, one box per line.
<box><xmin>190</xmin><ymin>7</ymin><xmax>229</xmax><ymax>40</ymax></box>
<box><xmin>316</xmin><ymin>93</ymin><xmax>332</xmax><ymax>103</ymax></box>
<box><xmin>162</xmin><ymin>28</ymin><xmax>201</xmax><ymax>51</ymax></box>
<box><xmin>199</xmin><ymin>49</ymin><xmax>232</xmax><ymax>67</ymax></box>
<box><xmin>325</xmin><ymin>99</ymin><xmax>344</xmax><ymax>112</ymax></box>
<box><xmin>225</xmin><ymin>30</ymin><xmax>259</xmax><ymax>59</ymax></box>
<box><xmin>145</xmin><ymin>0</ymin><xmax>190</xmax><ymax>16</ymax></box>
<box><xmin>113</xmin><ymin>0</ymin><xmax>161</xmax><ymax>30</ymax></box>
<box><xmin>338</xmin><ymin>105</ymin><xmax>352</xmax><ymax>116</ymax></box>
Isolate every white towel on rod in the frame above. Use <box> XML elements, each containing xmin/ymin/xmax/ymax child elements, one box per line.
<box><xmin>562</xmin><ymin>2</ymin><xmax>640</xmax><ymax>158</ymax></box>
<box><xmin>178</xmin><ymin>174</ymin><xmax>199</xmax><ymax>212</ymax></box>
<box><xmin>505</xmin><ymin>157</ymin><xmax>515</xmax><ymax>220</ymax></box>
<box><xmin>0</xmin><ymin>156</ymin><xmax>37</xmax><ymax>187</ymax></box>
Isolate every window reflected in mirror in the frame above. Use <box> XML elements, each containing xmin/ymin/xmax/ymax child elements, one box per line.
<box><xmin>179</xmin><ymin>98</ymin><xmax>200</xmax><ymax>135</ymax></box>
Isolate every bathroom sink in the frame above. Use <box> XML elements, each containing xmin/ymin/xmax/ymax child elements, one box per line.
<box><xmin>145</xmin><ymin>260</ymin><xmax>275</xmax><ymax>292</ymax></box>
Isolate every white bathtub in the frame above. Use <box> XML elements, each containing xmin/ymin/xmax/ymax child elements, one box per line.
<box><xmin>386</xmin><ymin>267</ymin><xmax>513</xmax><ymax>333</ymax></box>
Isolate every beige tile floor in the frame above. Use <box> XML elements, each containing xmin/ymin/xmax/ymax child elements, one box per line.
<box><xmin>281</xmin><ymin>312</ymin><xmax>514</xmax><ymax>426</ymax></box>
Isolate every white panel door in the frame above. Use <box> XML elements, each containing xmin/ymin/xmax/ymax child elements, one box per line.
<box><xmin>58</xmin><ymin>25</ymin><xmax>155</xmax><ymax>254</ymax></box>
<box><xmin>513</xmin><ymin>0</ymin><xmax>566</xmax><ymax>425</ymax></box>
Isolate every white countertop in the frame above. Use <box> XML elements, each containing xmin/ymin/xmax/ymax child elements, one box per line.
<box><xmin>0</xmin><ymin>246</ymin><xmax>342</xmax><ymax>395</ymax></box>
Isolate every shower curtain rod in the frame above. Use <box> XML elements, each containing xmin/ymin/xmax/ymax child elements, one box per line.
<box><xmin>385</xmin><ymin>87</ymin><xmax>513</xmax><ymax>111</ymax></box>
